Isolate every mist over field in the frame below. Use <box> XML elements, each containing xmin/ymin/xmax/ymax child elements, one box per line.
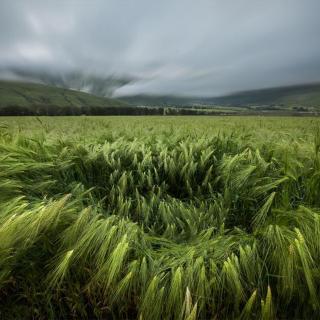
<box><xmin>1</xmin><ymin>0</ymin><xmax>320</xmax><ymax>97</ymax></box>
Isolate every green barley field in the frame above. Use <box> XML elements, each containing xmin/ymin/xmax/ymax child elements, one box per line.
<box><xmin>1</xmin><ymin>116</ymin><xmax>320</xmax><ymax>319</ymax></box>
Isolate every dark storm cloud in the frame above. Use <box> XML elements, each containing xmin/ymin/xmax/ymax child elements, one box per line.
<box><xmin>0</xmin><ymin>0</ymin><xmax>320</xmax><ymax>96</ymax></box>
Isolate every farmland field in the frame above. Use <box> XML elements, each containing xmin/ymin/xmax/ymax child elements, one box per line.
<box><xmin>1</xmin><ymin>116</ymin><xmax>320</xmax><ymax>319</ymax></box>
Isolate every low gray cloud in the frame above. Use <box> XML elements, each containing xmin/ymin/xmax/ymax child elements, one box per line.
<box><xmin>1</xmin><ymin>0</ymin><xmax>320</xmax><ymax>96</ymax></box>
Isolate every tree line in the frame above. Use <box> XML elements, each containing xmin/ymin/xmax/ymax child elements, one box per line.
<box><xmin>0</xmin><ymin>105</ymin><xmax>219</xmax><ymax>116</ymax></box>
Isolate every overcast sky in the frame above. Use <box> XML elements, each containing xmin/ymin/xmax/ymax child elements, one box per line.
<box><xmin>1</xmin><ymin>0</ymin><xmax>320</xmax><ymax>96</ymax></box>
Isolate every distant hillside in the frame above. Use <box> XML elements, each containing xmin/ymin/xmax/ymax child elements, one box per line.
<box><xmin>0</xmin><ymin>80</ymin><xmax>130</xmax><ymax>115</ymax></box>
<box><xmin>0</xmin><ymin>80</ymin><xmax>183</xmax><ymax>116</ymax></box>
<box><xmin>209</xmin><ymin>83</ymin><xmax>320</xmax><ymax>107</ymax></box>
<box><xmin>119</xmin><ymin>83</ymin><xmax>320</xmax><ymax>109</ymax></box>
<box><xmin>0</xmin><ymin>67</ymin><xmax>133</xmax><ymax>97</ymax></box>
<box><xmin>1</xmin><ymin>80</ymin><xmax>319</xmax><ymax>116</ymax></box>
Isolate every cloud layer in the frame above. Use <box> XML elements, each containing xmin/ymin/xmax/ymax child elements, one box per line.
<box><xmin>1</xmin><ymin>0</ymin><xmax>320</xmax><ymax>96</ymax></box>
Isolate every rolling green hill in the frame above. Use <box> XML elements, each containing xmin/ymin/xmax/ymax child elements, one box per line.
<box><xmin>0</xmin><ymin>67</ymin><xmax>133</xmax><ymax>97</ymax></box>
<box><xmin>1</xmin><ymin>80</ymin><xmax>320</xmax><ymax>116</ymax></box>
<box><xmin>0</xmin><ymin>80</ymin><xmax>126</xmax><ymax>110</ymax></box>
<box><xmin>209</xmin><ymin>83</ymin><xmax>320</xmax><ymax>107</ymax></box>
<box><xmin>120</xmin><ymin>83</ymin><xmax>320</xmax><ymax>109</ymax></box>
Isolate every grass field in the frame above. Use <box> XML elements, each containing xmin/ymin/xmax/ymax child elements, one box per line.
<box><xmin>1</xmin><ymin>116</ymin><xmax>320</xmax><ymax>319</ymax></box>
